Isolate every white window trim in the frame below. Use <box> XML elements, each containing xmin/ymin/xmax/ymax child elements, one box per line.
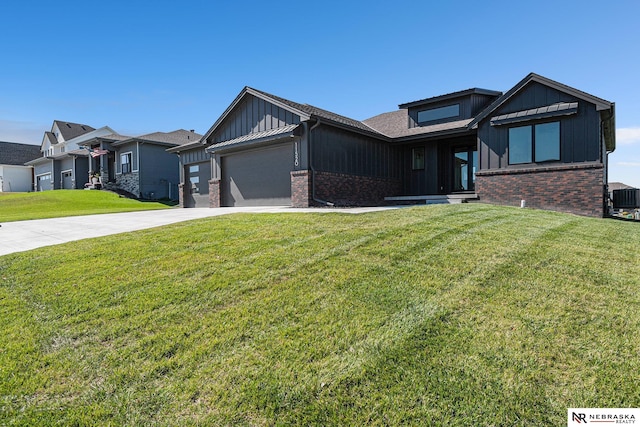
<box><xmin>118</xmin><ymin>151</ymin><xmax>134</xmax><ymax>175</ymax></box>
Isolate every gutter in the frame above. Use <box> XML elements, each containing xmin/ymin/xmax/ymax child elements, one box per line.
<box><xmin>308</xmin><ymin>118</ymin><xmax>334</xmax><ymax>207</ymax></box>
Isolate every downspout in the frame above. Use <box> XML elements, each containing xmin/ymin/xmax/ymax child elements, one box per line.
<box><xmin>308</xmin><ymin>118</ymin><xmax>334</xmax><ymax>206</ymax></box>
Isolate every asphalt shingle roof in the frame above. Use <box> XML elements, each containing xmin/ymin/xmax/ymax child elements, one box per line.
<box><xmin>115</xmin><ymin>129</ymin><xmax>203</xmax><ymax>147</ymax></box>
<box><xmin>0</xmin><ymin>141</ymin><xmax>41</xmax><ymax>165</ymax></box>
<box><xmin>362</xmin><ymin>111</ymin><xmax>472</xmax><ymax>139</ymax></box>
<box><xmin>53</xmin><ymin>120</ymin><xmax>96</xmax><ymax>141</ymax></box>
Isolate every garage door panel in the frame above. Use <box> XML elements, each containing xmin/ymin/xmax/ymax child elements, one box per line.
<box><xmin>221</xmin><ymin>144</ymin><xmax>292</xmax><ymax>207</ymax></box>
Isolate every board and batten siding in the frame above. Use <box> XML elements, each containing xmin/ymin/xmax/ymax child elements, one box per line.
<box><xmin>478</xmin><ymin>82</ymin><xmax>601</xmax><ymax>170</ymax></box>
<box><xmin>405</xmin><ymin>92</ymin><xmax>498</xmax><ymax>128</ymax></box>
<box><xmin>311</xmin><ymin>125</ymin><xmax>401</xmax><ymax>179</ymax></box>
<box><xmin>212</xmin><ymin>95</ymin><xmax>301</xmax><ymax>144</ymax></box>
<box><xmin>180</xmin><ymin>147</ymin><xmax>210</xmax><ymax>165</ymax></box>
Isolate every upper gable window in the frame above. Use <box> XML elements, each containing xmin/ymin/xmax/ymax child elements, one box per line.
<box><xmin>417</xmin><ymin>104</ymin><xmax>460</xmax><ymax>123</ymax></box>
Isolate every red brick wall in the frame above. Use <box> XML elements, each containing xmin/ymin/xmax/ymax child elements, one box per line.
<box><xmin>291</xmin><ymin>170</ymin><xmax>311</xmax><ymax>208</ymax></box>
<box><xmin>475</xmin><ymin>163</ymin><xmax>605</xmax><ymax>217</ymax></box>
<box><xmin>314</xmin><ymin>171</ymin><xmax>402</xmax><ymax>207</ymax></box>
<box><xmin>208</xmin><ymin>179</ymin><xmax>221</xmax><ymax>208</ymax></box>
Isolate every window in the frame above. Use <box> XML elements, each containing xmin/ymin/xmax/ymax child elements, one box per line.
<box><xmin>188</xmin><ymin>164</ymin><xmax>200</xmax><ymax>194</ymax></box>
<box><xmin>417</xmin><ymin>104</ymin><xmax>460</xmax><ymax>123</ymax></box>
<box><xmin>412</xmin><ymin>147</ymin><xmax>425</xmax><ymax>170</ymax></box>
<box><xmin>121</xmin><ymin>152</ymin><xmax>132</xmax><ymax>173</ymax></box>
<box><xmin>509</xmin><ymin>121</ymin><xmax>560</xmax><ymax>165</ymax></box>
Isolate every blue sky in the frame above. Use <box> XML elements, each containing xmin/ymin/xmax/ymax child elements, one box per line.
<box><xmin>1</xmin><ymin>0</ymin><xmax>639</xmax><ymax>187</ymax></box>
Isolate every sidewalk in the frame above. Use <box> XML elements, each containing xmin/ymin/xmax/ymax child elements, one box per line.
<box><xmin>0</xmin><ymin>206</ymin><xmax>399</xmax><ymax>256</ymax></box>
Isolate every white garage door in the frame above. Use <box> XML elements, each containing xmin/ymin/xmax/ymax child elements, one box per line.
<box><xmin>221</xmin><ymin>143</ymin><xmax>293</xmax><ymax>207</ymax></box>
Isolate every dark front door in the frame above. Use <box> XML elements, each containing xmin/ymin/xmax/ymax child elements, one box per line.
<box><xmin>453</xmin><ymin>146</ymin><xmax>477</xmax><ymax>192</ymax></box>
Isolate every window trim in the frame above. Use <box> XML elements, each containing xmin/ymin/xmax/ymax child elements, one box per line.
<box><xmin>508</xmin><ymin>121</ymin><xmax>560</xmax><ymax>165</ymax></box>
<box><xmin>120</xmin><ymin>151</ymin><xmax>133</xmax><ymax>174</ymax></box>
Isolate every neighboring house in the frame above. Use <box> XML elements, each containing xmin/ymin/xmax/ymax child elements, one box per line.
<box><xmin>25</xmin><ymin>121</ymin><xmax>118</xmax><ymax>191</ymax></box>
<box><xmin>0</xmin><ymin>141</ymin><xmax>41</xmax><ymax>192</ymax></box>
<box><xmin>27</xmin><ymin>120</ymin><xmax>200</xmax><ymax>200</ymax></box>
<box><xmin>170</xmin><ymin>73</ymin><xmax>615</xmax><ymax>217</ymax></box>
<box><xmin>81</xmin><ymin>129</ymin><xmax>201</xmax><ymax>199</ymax></box>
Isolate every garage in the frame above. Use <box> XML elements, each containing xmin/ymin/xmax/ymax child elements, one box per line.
<box><xmin>220</xmin><ymin>143</ymin><xmax>293</xmax><ymax>207</ymax></box>
<box><xmin>36</xmin><ymin>173</ymin><xmax>51</xmax><ymax>191</ymax></box>
<box><xmin>62</xmin><ymin>171</ymin><xmax>73</xmax><ymax>189</ymax></box>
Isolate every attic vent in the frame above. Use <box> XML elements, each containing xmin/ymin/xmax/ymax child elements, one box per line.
<box><xmin>81</xmin><ymin>126</ymin><xmax>86</xmax><ymax>130</ymax></box>
<box><xmin>66</xmin><ymin>123</ymin><xmax>71</xmax><ymax>128</ymax></box>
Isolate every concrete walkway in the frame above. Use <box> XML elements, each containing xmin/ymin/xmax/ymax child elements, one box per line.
<box><xmin>0</xmin><ymin>206</ymin><xmax>400</xmax><ymax>256</ymax></box>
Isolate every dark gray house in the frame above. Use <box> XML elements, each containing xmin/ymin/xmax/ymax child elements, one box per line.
<box><xmin>172</xmin><ymin>73</ymin><xmax>615</xmax><ymax>217</ymax></box>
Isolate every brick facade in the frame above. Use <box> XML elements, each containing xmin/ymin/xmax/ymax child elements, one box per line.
<box><xmin>313</xmin><ymin>171</ymin><xmax>402</xmax><ymax>207</ymax></box>
<box><xmin>475</xmin><ymin>163</ymin><xmax>605</xmax><ymax>217</ymax></box>
<box><xmin>290</xmin><ymin>170</ymin><xmax>311</xmax><ymax>207</ymax></box>
<box><xmin>209</xmin><ymin>179</ymin><xmax>221</xmax><ymax>208</ymax></box>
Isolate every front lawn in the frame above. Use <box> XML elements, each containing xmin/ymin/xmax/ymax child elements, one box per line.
<box><xmin>0</xmin><ymin>190</ymin><xmax>171</xmax><ymax>222</ymax></box>
<box><xmin>1</xmin><ymin>204</ymin><xmax>638</xmax><ymax>425</ymax></box>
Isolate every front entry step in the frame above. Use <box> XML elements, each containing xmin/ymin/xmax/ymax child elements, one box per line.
<box><xmin>385</xmin><ymin>194</ymin><xmax>478</xmax><ymax>205</ymax></box>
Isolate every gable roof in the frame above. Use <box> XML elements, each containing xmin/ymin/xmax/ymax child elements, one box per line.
<box><xmin>0</xmin><ymin>141</ymin><xmax>41</xmax><ymax>165</ymax></box>
<box><xmin>43</xmin><ymin>131</ymin><xmax>58</xmax><ymax>146</ymax></box>
<box><xmin>469</xmin><ymin>73</ymin><xmax>614</xmax><ymax>128</ymax></box>
<box><xmin>53</xmin><ymin>120</ymin><xmax>96</xmax><ymax>141</ymax></box>
<box><xmin>468</xmin><ymin>73</ymin><xmax>616</xmax><ymax>152</ymax></box>
<box><xmin>201</xmin><ymin>87</ymin><xmax>381</xmax><ymax>144</ymax></box>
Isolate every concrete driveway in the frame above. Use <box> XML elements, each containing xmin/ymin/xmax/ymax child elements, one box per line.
<box><xmin>0</xmin><ymin>206</ymin><xmax>399</xmax><ymax>256</ymax></box>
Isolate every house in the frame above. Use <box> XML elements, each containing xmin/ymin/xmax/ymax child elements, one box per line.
<box><xmin>0</xmin><ymin>141</ymin><xmax>41</xmax><ymax>192</ymax></box>
<box><xmin>25</xmin><ymin>121</ymin><xmax>118</xmax><ymax>191</ymax></box>
<box><xmin>25</xmin><ymin>120</ymin><xmax>200</xmax><ymax>200</ymax></box>
<box><xmin>171</xmin><ymin>73</ymin><xmax>615</xmax><ymax>217</ymax></box>
<box><xmin>80</xmin><ymin>129</ymin><xmax>202</xmax><ymax>199</ymax></box>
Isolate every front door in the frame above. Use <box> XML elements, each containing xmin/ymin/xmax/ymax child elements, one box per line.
<box><xmin>453</xmin><ymin>147</ymin><xmax>477</xmax><ymax>192</ymax></box>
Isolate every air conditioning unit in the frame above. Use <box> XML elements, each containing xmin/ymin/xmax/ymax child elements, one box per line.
<box><xmin>613</xmin><ymin>188</ymin><xmax>640</xmax><ymax>209</ymax></box>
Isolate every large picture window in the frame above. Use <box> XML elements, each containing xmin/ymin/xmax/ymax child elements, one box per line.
<box><xmin>509</xmin><ymin>122</ymin><xmax>560</xmax><ymax>165</ymax></box>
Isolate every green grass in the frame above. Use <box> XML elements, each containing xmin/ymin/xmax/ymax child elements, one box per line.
<box><xmin>0</xmin><ymin>190</ymin><xmax>171</xmax><ymax>222</ymax></box>
<box><xmin>1</xmin><ymin>204</ymin><xmax>639</xmax><ymax>426</ymax></box>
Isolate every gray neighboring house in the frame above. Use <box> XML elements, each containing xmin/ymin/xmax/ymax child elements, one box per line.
<box><xmin>25</xmin><ymin>121</ymin><xmax>118</xmax><ymax>191</ymax></box>
<box><xmin>81</xmin><ymin>129</ymin><xmax>201</xmax><ymax>199</ymax></box>
<box><xmin>170</xmin><ymin>73</ymin><xmax>615</xmax><ymax>217</ymax></box>
<box><xmin>0</xmin><ymin>141</ymin><xmax>41</xmax><ymax>192</ymax></box>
